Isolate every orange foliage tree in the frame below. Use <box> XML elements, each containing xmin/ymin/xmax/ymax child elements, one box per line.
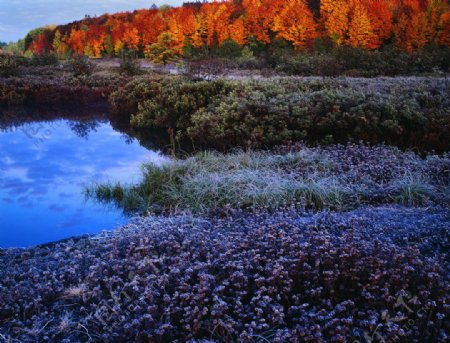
<box><xmin>201</xmin><ymin>2</ymin><xmax>231</xmax><ymax>47</ymax></box>
<box><xmin>438</xmin><ymin>11</ymin><xmax>450</xmax><ymax>46</ymax></box>
<box><xmin>427</xmin><ymin>0</ymin><xmax>450</xmax><ymax>46</ymax></box>
<box><xmin>85</xmin><ymin>25</ymin><xmax>107</xmax><ymax>57</ymax></box>
<box><xmin>122</xmin><ymin>25</ymin><xmax>140</xmax><ymax>51</ymax></box>
<box><xmin>242</xmin><ymin>0</ymin><xmax>273</xmax><ymax>44</ymax></box>
<box><xmin>167</xmin><ymin>7</ymin><xmax>196</xmax><ymax>52</ymax></box>
<box><xmin>228</xmin><ymin>17</ymin><xmax>247</xmax><ymax>45</ymax></box>
<box><xmin>31</xmin><ymin>33</ymin><xmax>50</xmax><ymax>54</ymax></box>
<box><xmin>394</xmin><ymin>0</ymin><xmax>430</xmax><ymax>51</ymax></box>
<box><xmin>272</xmin><ymin>0</ymin><xmax>317</xmax><ymax>50</ymax></box>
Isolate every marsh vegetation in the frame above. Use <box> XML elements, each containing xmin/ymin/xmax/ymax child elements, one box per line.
<box><xmin>1</xmin><ymin>47</ymin><xmax>449</xmax><ymax>343</ymax></box>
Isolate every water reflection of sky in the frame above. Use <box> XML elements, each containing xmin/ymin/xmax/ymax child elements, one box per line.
<box><xmin>0</xmin><ymin>119</ymin><xmax>165</xmax><ymax>248</ymax></box>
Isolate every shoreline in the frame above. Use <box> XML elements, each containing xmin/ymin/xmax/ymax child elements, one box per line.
<box><xmin>1</xmin><ymin>203</ymin><xmax>449</xmax><ymax>251</ymax></box>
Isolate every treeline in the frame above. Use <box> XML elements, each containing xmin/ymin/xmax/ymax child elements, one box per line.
<box><xmin>11</xmin><ymin>0</ymin><xmax>450</xmax><ymax>59</ymax></box>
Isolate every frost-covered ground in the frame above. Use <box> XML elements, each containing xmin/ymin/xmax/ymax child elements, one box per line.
<box><xmin>0</xmin><ymin>205</ymin><xmax>448</xmax><ymax>342</ymax></box>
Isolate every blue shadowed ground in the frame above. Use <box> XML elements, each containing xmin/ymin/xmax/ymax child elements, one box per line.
<box><xmin>0</xmin><ymin>119</ymin><xmax>166</xmax><ymax>247</ymax></box>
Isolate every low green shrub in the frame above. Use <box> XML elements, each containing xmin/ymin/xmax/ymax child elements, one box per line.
<box><xmin>131</xmin><ymin>78</ymin><xmax>233</xmax><ymax>129</ymax></box>
<box><xmin>275</xmin><ymin>53</ymin><xmax>344</xmax><ymax>76</ymax></box>
<box><xmin>176</xmin><ymin>45</ymin><xmax>449</xmax><ymax>76</ymax></box>
<box><xmin>69</xmin><ymin>54</ymin><xmax>95</xmax><ymax>76</ymax></box>
<box><xmin>109</xmin><ymin>75</ymin><xmax>162</xmax><ymax>115</ymax></box>
<box><xmin>119</xmin><ymin>52</ymin><xmax>141</xmax><ymax>75</ymax></box>
<box><xmin>110</xmin><ymin>75</ymin><xmax>233</xmax><ymax>123</ymax></box>
<box><xmin>217</xmin><ymin>39</ymin><xmax>243</xmax><ymax>58</ymax></box>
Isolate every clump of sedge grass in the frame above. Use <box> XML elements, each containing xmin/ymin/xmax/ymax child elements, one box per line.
<box><xmin>86</xmin><ymin>144</ymin><xmax>449</xmax><ymax>215</ymax></box>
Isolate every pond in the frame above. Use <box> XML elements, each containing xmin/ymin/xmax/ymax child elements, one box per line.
<box><xmin>0</xmin><ymin>113</ymin><xmax>167</xmax><ymax>248</ymax></box>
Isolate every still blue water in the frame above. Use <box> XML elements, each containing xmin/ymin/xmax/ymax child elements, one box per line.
<box><xmin>0</xmin><ymin>119</ymin><xmax>165</xmax><ymax>248</ymax></box>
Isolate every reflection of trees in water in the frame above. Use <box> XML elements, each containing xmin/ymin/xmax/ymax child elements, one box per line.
<box><xmin>108</xmin><ymin>110</ymin><xmax>170</xmax><ymax>152</ymax></box>
<box><xmin>67</xmin><ymin>120</ymin><xmax>101</xmax><ymax>139</ymax></box>
<box><xmin>0</xmin><ymin>107</ymin><xmax>108</xmax><ymax>145</ymax></box>
<box><xmin>113</xmin><ymin>123</ymin><xmax>170</xmax><ymax>152</ymax></box>
<box><xmin>0</xmin><ymin>107</ymin><xmax>29</xmax><ymax>131</ymax></box>
<box><xmin>0</xmin><ymin>105</ymin><xmax>171</xmax><ymax>152</ymax></box>
<box><xmin>0</xmin><ymin>105</ymin><xmax>110</xmax><ymax>136</ymax></box>
<box><xmin>0</xmin><ymin>105</ymin><xmax>109</xmax><ymax>132</ymax></box>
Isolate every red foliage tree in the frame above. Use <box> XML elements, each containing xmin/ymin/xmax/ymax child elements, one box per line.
<box><xmin>67</xmin><ymin>28</ymin><xmax>86</xmax><ymax>54</ymax></box>
<box><xmin>365</xmin><ymin>0</ymin><xmax>393</xmax><ymax>48</ymax></box>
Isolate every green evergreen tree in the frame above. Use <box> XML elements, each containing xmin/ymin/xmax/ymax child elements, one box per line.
<box><xmin>105</xmin><ymin>34</ymin><xmax>115</xmax><ymax>56</ymax></box>
<box><xmin>145</xmin><ymin>32</ymin><xmax>176</xmax><ymax>65</ymax></box>
<box><xmin>182</xmin><ymin>37</ymin><xmax>195</xmax><ymax>58</ymax></box>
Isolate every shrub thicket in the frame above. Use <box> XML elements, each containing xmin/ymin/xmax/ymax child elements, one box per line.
<box><xmin>0</xmin><ymin>76</ymin><xmax>114</xmax><ymax>106</ymax></box>
<box><xmin>111</xmin><ymin>76</ymin><xmax>450</xmax><ymax>152</ymax></box>
<box><xmin>110</xmin><ymin>75</ymin><xmax>232</xmax><ymax>121</ymax></box>
<box><xmin>266</xmin><ymin>46</ymin><xmax>450</xmax><ymax>77</ymax></box>
<box><xmin>30</xmin><ymin>52</ymin><xmax>58</xmax><ymax>66</ymax></box>
<box><xmin>174</xmin><ymin>45</ymin><xmax>450</xmax><ymax>76</ymax></box>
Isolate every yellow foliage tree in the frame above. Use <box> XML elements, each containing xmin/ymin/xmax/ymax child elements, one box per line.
<box><xmin>347</xmin><ymin>0</ymin><xmax>375</xmax><ymax>48</ymax></box>
<box><xmin>114</xmin><ymin>39</ymin><xmax>124</xmax><ymax>55</ymax></box>
<box><xmin>320</xmin><ymin>0</ymin><xmax>350</xmax><ymax>45</ymax></box>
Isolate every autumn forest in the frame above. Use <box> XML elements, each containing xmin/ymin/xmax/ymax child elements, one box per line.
<box><xmin>23</xmin><ymin>0</ymin><xmax>450</xmax><ymax>59</ymax></box>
